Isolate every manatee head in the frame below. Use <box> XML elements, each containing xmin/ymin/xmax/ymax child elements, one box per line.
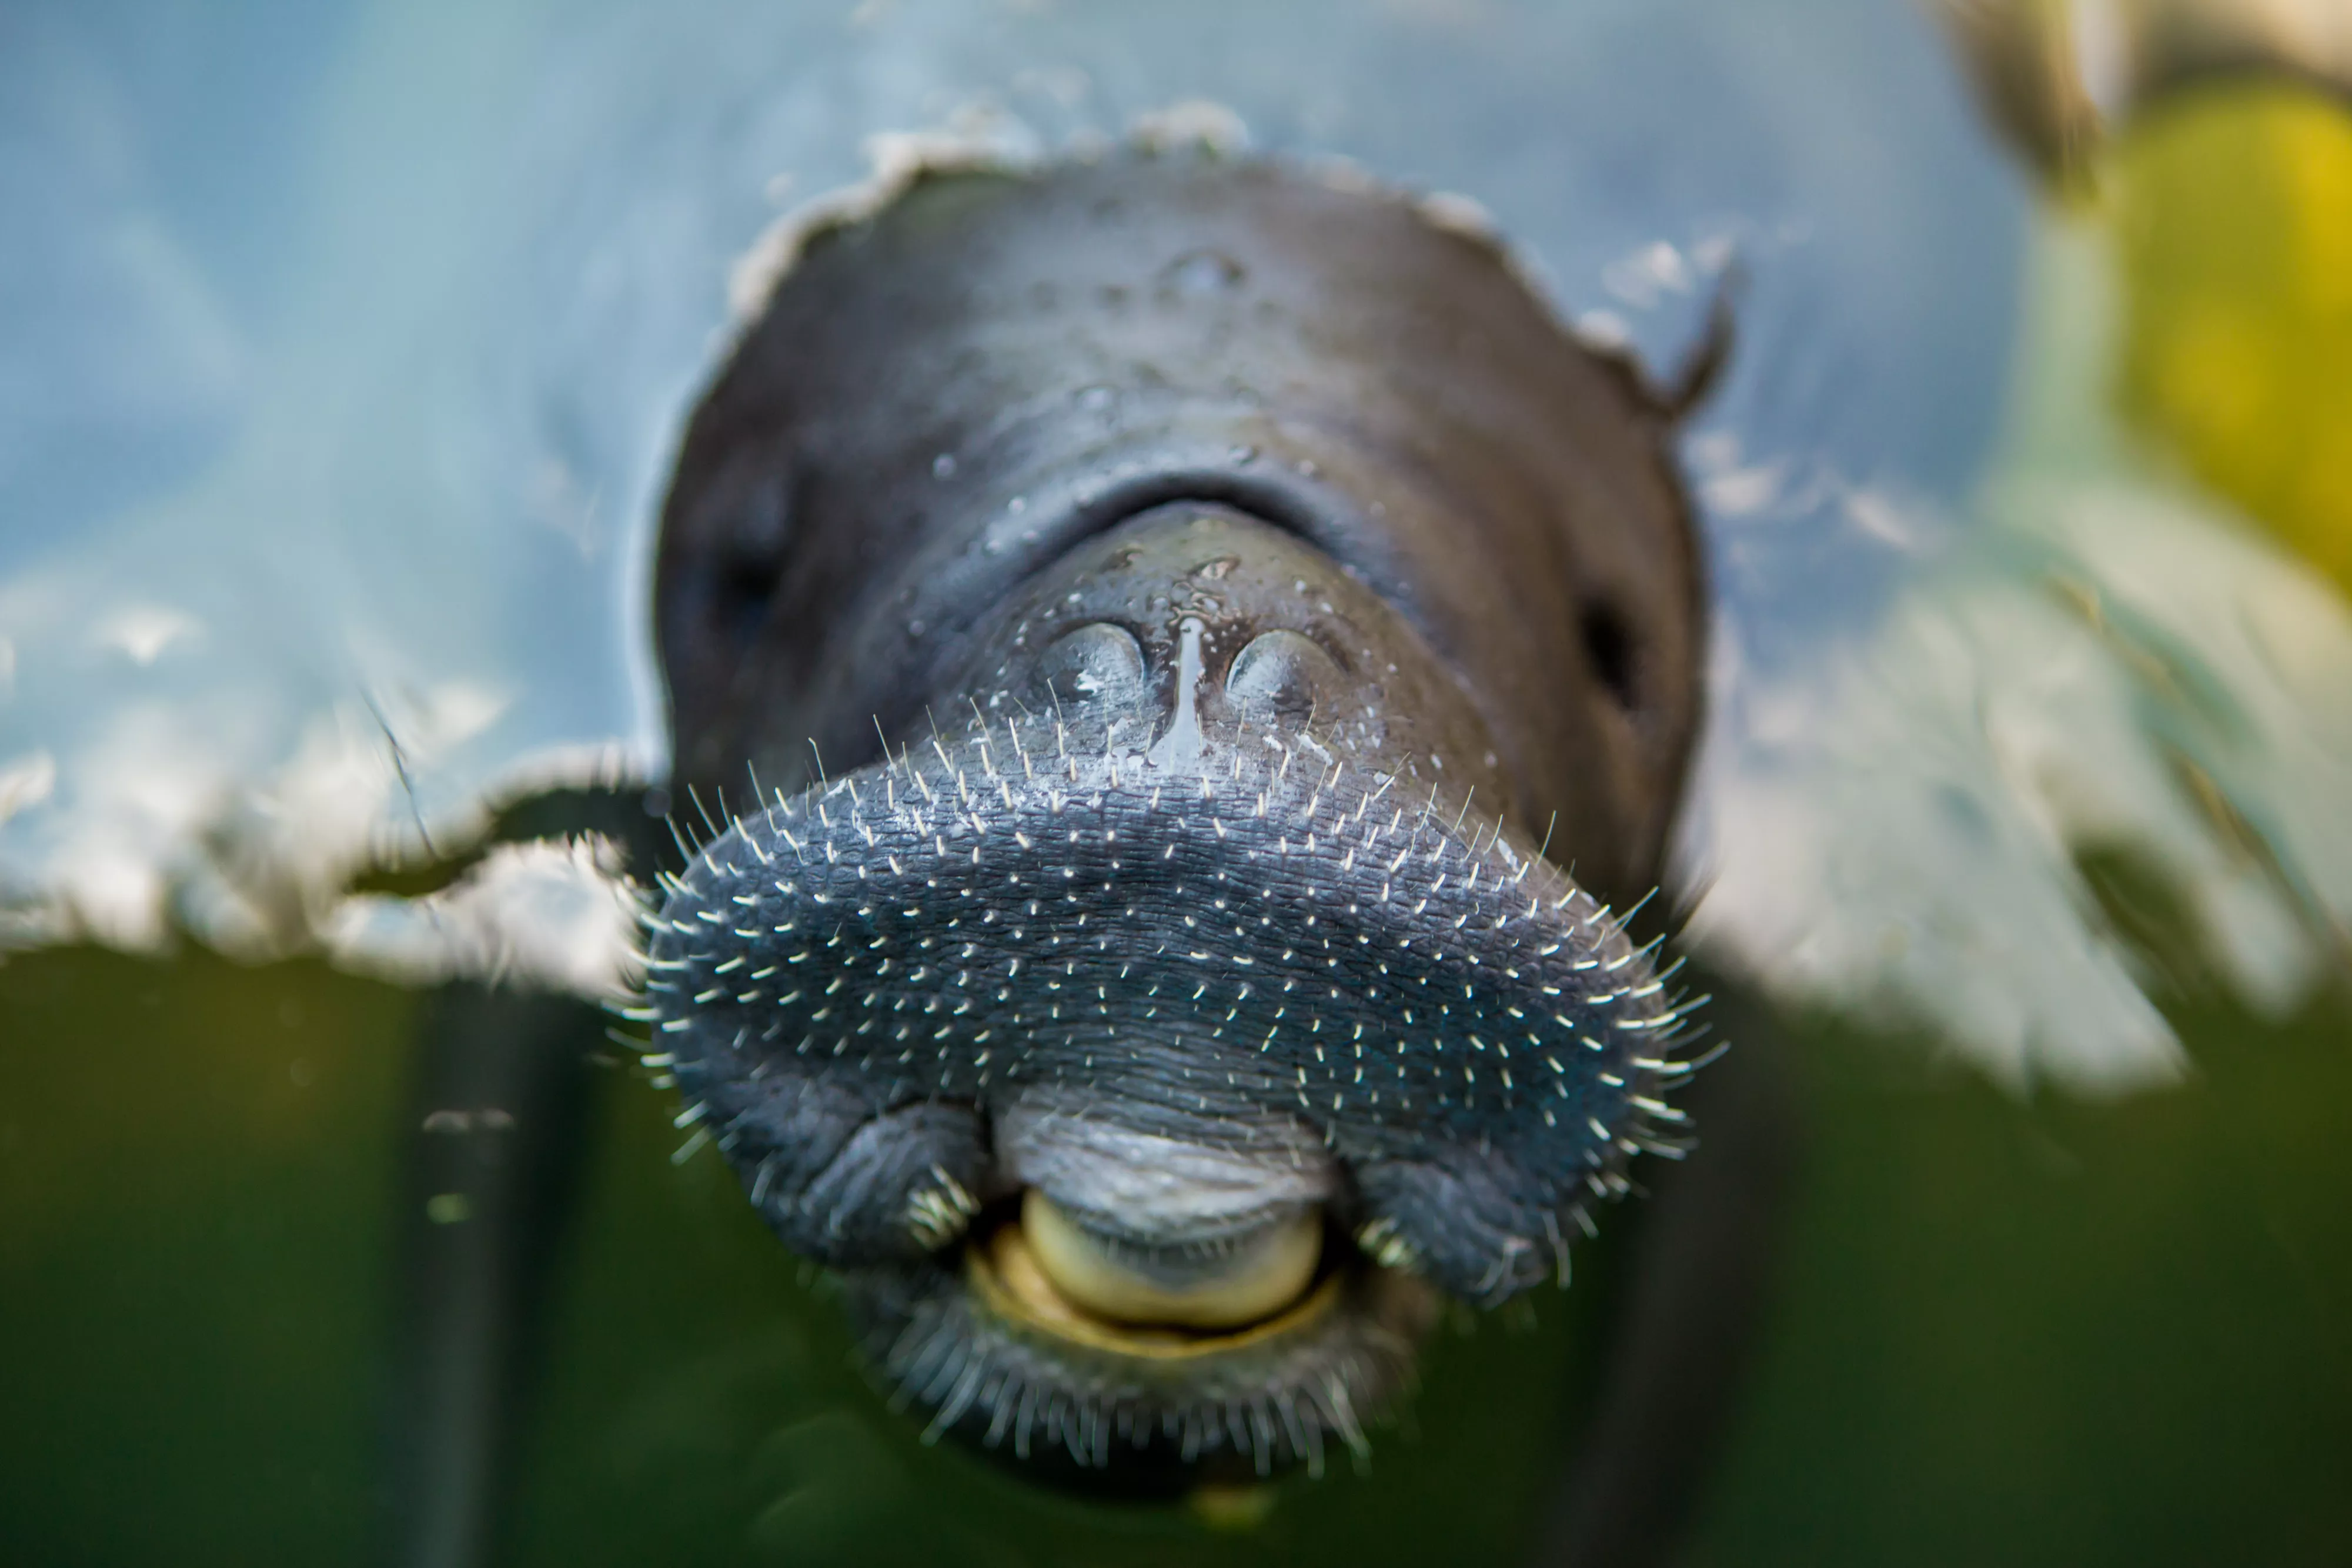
<box><xmin>643</xmin><ymin>155</ymin><xmax>1710</xmax><ymax>1480</ymax></box>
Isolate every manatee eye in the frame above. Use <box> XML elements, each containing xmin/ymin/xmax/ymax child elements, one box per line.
<box><xmin>1013</xmin><ymin>1190</ymin><xmax>1324</xmax><ymax>1330</ymax></box>
<box><xmin>1035</xmin><ymin>622</ymin><xmax>1149</xmax><ymax>706</ymax></box>
<box><xmin>1579</xmin><ymin>597</ymin><xmax>1640</xmax><ymax>713</ymax></box>
<box><xmin>684</xmin><ymin>462</ymin><xmax>796</xmax><ymax>656</ymax></box>
<box><xmin>1225</xmin><ymin>628</ymin><xmax>1344</xmax><ymax>726</ymax></box>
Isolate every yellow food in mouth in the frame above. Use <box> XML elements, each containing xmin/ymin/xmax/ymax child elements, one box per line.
<box><xmin>1018</xmin><ymin>1189</ymin><xmax>1324</xmax><ymax>1330</ymax></box>
<box><xmin>969</xmin><ymin>1194</ymin><xmax>1339</xmax><ymax>1355</ymax></box>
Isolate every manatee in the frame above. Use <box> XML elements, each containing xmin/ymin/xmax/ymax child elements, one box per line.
<box><xmin>643</xmin><ymin>153</ymin><xmax>1742</xmax><ymax>1487</ymax></box>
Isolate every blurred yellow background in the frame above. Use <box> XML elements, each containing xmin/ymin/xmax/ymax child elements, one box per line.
<box><xmin>2115</xmin><ymin>85</ymin><xmax>2352</xmax><ymax>596</ymax></box>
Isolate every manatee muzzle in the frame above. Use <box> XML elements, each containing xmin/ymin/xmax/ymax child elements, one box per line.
<box><xmin>643</xmin><ymin>152</ymin><xmax>1712</xmax><ymax>1478</ymax></box>
<box><xmin>647</xmin><ymin>718</ymin><xmax>1692</xmax><ymax>1475</ymax></box>
<box><xmin>644</xmin><ymin>512</ymin><xmax>1698</xmax><ymax>1475</ymax></box>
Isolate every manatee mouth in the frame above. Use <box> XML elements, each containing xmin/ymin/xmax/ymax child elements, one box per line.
<box><xmin>642</xmin><ymin>675</ymin><xmax>1696</xmax><ymax>1473</ymax></box>
<box><xmin>871</xmin><ymin>1191</ymin><xmax>1432</xmax><ymax>1475</ymax></box>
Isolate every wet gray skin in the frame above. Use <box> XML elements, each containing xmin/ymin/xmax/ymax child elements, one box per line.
<box><xmin>645</xmin><ymin>155</ymin><xmax>1722</xmax><ymax>1484</ymax></box>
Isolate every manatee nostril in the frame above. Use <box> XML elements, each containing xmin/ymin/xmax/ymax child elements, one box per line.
<box><xmin>1225</xmin><ymin>628</ymin><xmax>1342</xmax><ymax>726</ymax></box>
<box><xmin>1035</xmin><ymin>621</ymin><xmax>1150</xmax><ymax>707</ymax></box>
<box><xmin>1579</xmin><ymin>597</ymin><xmax>1641</xmax><ymax>714</ymax></box>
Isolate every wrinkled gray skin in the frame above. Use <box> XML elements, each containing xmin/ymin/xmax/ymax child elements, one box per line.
<box><xmin>646</xmin><ymin>156</ymin><xmax>1757</xmax><ymax>1507</ymax></box>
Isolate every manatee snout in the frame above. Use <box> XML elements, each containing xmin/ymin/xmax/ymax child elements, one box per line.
<box><xmin>659</xmin><ymin>503</ymin><xmax>1680</xmax><ymax>1276</ymax></box>
<box><xmin>647</xmin><ymin>155</ymin><xmax>1710</xmax><ymax>1476</ymax></box>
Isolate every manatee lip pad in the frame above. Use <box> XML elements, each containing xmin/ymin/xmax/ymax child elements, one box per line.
<box><xmin>640</xmin><ymin>150</ymin><xmax>1714</xmax><ymax>1479</ymax></box>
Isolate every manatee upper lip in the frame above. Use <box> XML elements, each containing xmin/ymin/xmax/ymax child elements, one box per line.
<box><xmin>646</xmin><ymin>710</ymin><xmax>1693</xmax><ymax>1302</ymax></box>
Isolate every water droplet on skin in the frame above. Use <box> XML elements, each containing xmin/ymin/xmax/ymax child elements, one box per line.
<box><xmin>1008</xmin><ymin>496</ymin><xmax>1028</xmax><ymax>514</ymax></box>
<box><xmin>1227</xmin><ymin>444</ymin><xmax>1257</xmax><ymax>464</ymax></box>
<box><xmin>1077</xmin><ymin>385</ymin><xmax>1115</xmax><ymax>411</ymax></box>
<box><xmin>1296</xmin><ymin>459</ymin><xmax>1319</xmax><ymax>478</ymax></box>
<box><xmin>1161</xmin><ymin>249</ymin><xmax>1244</xmax><ymax>296</ymax></box>
<box><xmin>932</xmin><ymin>453</ymin><xmax>958</xmax><ymax>479</ymax></box>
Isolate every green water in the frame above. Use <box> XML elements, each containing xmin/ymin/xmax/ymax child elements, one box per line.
<box><xmin>0</xmin><ymin>951</ymin><xmax>405</xmax><ymax>1564</ymax></box>
<box><xmin>3</xmin><ymin>945</ymin><xmax>2342</xmax><ymax>1564</ymax></box>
